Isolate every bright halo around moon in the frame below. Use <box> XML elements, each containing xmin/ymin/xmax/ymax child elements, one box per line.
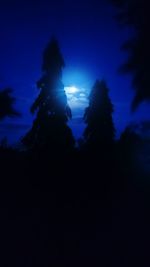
<box><xmin>65</xmin><ymin>86</ymin><xmax>79</xmax><ymax>94</ymax></box>
<box><xmin>65</xmin><ymin>85</ymin><xmax>88</xmax><ymax>110</ymax></box>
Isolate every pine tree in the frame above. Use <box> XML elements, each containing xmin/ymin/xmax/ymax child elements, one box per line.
<box><xmin>111</xmin><ymin>0</ymin><xmax>150</xmax><ymax>110</ymax></box>
<box><xmin>23</xmin><ymin>38</ymin><xmax>74</xmax><ymax>151</ymax></box>
<box><xmin>83</xmin><ymin>79</ymin><xmax>115</xmax><ymax>150</ymax></box>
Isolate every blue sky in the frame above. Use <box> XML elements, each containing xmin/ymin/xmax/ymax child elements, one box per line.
<box><xmin>0</xmin><ymin>0</ymin><xmax>149</xmax><ymax>144</ymax></box>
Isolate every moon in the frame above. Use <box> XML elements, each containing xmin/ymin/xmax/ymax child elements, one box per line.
<box><xmin>64</xmin><ymin>85</ymin><xmax>88</xmax><ymax>110</ymax></box>
<box><xmin>65</xmin><ymin>86</ymin><xmax>79</xmax><ymax>94</ymax></box>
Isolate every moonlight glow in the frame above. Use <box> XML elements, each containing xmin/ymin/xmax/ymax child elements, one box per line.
<box><xmin>64</xmin><ymin>85</ymin><xmax>88</xmax><ymax>110</ymax></box>
<box><xmin>65</xmin><ymin>86</ymin><xmax>79</xmax><ymax>94</ymax></box>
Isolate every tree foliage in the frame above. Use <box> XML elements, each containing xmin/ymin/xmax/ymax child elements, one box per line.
<box><xmin>111</xmin><ymin>0</ymin><xmax>150</xmax><ymax>110</ymax></box>
<box><xmin>83</xmin><ymin>79</ymin><xmax>115</xmax><ymax>149</ymax></box>
<box><xmin>22</xmin><ymin>38</ymin><xmax>74</xmax><ymax>151</ymax></box>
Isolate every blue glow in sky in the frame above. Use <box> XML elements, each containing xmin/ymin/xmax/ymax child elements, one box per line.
<box><xmin>0</xmin><ymin>0</ymin><xmax>149</xmax><ymax>143</ymax></box>
<box><xmin>64</xmin><ymin>70</ymin><xmax>90</xmax><ymax>106</ymax></box>
<box><xmin>65</xmin><ymin>85</ymin><xmax>88</xmax><ymax>111</ymax></box>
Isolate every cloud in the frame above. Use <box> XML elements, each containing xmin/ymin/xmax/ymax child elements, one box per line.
<box><xmin>79</xmin><ymin>93</ymin><xmax>86</xmax><ymax>97</ymax></box>
<box><xmin>65</xmin><ymin>86</ymin><xmax>89</xmax><ymax>110</ymax></box>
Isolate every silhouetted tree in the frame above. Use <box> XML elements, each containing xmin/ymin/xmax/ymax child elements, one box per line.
<box><xmin>22</xmin><ymin>38</ymin><xmax>74</xmax><ymax>152</ymax></box>
<box><xmin>111</xmin><ymin>0</ymin><xmax>150</xmax><ymax>110</ymax></box>
<box><xmin>0</xmin><ymin>137</ymin><xmax>8</xmax><ymax>148</ymax></box>
<box><xmin>118</xmin><ymin>124</ymin><xmax>143</xmax><ymax>174</ymax></box>
<box><xmin>0</xmin><ymin>88</ymin><xmax>20</xmax><ymax>120</ymax></box>
<box><xmin>120</xmin><ymin>124</ymin><xmax>142</xmax><ymax>151</ymax></box>
<box><xmin>83</xmin><ymin>79</ymin><xmax>115</xmax><ymax>150</ymax></box>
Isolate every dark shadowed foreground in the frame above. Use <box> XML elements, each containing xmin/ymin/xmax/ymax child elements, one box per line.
<box><xmin>0</xmin><ymin>36</ymin><xmax>150</xmax><ymax>266</ymax></box>
<box><xmin>0</xmin><ymin>141</ymin><xmax>149</xmax><ymax>267</ymax></box>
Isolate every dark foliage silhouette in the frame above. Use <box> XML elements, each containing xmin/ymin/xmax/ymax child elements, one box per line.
<box><xmin>22</xmin><ymin>38</ymin><xmax>75</xmax><ymax>151</ymax></box>
<box><xmin>119</xmin><ymin>124</ymin><xmax>142</xmax><ymax>169</ymax></box>
<box><xmin>119</xmin><ymin>122</ymin><xmax>150</xmax><ymax>174</ymax></box>
<box><xmin>0</xmin><ymin>88</ymin><xmax>20</xmax><ymax>120</ymax></box>
<box><xmin>83</xmin><ymin>79</ymin><xmax>115</xmax><ymax>150</ymax></box>
<box><xmin>0</xmin><ymin>37</ymin><xmax>150</xmax><ymax>267</ymax></box>
<box><xmin>111</xmin><ymin>0</ymin><xmax>150</xmax><ymax>110</ymax></box>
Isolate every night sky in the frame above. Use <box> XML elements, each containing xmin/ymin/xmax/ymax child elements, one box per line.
<box><xmin>0</xmin><ymin>0</ymin><xmax>149</xmax><ymax>143</ymax></box>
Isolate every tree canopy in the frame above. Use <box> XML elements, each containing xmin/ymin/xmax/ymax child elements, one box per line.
<box><xmin>111</xmin><ymin>0</ymin><xmax>150</xmax><ymax>110</ymax></box>
<box><xmin>83</xmin><ymin>79</ymin><xmax>115</xmax><ymax>149</ymax></box>
<box><xmin>23</xmin><ymin>38</ymin><xmax>74</xmax><ymax>151</ymax></box>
